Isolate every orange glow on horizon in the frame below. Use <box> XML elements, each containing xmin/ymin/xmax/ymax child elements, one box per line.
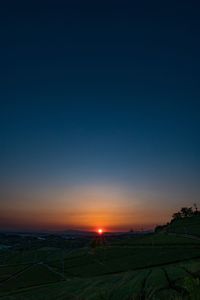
<box><xmin>0</xmin><ymin>184</ymin><xmax>172</xmax><ymax>231</ymax></box>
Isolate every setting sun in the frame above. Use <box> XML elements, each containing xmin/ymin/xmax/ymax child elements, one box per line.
<box><xmin>97</xmin><ymin>228</ymin><xmax>103</xmax><ymax>235</ymax></box>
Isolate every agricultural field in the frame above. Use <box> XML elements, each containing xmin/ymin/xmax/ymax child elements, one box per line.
<box><xmin>0</xmin><ymin>231</ymin><xmax>200</xmax><ymax>299</ymax></box>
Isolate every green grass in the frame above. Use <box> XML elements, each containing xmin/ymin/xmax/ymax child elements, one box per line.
<box><xmin>58</xmin><ymin>245</ymin><xmax>200</xmax><ymax>277</ymax></box>
<box><xmin>1</xmin><ymin>233</ymin><xmax>200</xmax><ymax>299</ymax></box>
<box><xmin>0</xmin><ymin>264</ymin><xmax>31</xmax><ymax>281</ymax></box>
<box><xmin>0</xmin><ymin>264</ymin><xmax>64</xmax><ymax>293</ymax></box>
<box><xmin>111</xmin><ymin>232</ymin><xmax>200</xmax><ymax>246</ymax></box>
<box><xmin>1</xmin><ymin>264</ymin><xmax>199</xmax><ymax>300</ymax></box>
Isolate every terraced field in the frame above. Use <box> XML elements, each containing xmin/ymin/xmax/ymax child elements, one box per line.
<box><xmin>0</xmin><ymin>233</ymin><xmax>200</xmax><ymax>299</ymax></box>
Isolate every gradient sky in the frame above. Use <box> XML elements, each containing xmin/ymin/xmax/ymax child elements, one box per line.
<box><xmin>0</xmin><ymin>0</ymin><xmax>200</xmax><ymax>231</ymax></box>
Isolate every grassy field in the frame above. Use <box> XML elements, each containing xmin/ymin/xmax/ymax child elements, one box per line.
<box><xmin>0</xmin><ymin>232</ymin><xmax>200</xmax><ymax>299</ymax></box>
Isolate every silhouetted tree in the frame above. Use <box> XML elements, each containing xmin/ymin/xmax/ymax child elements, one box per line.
<box><xmin>193</xmin><ymin>203</ymin><xmax>200</xmax><ymax>215</ymax></box>
<box><xmin>172</xmin><ymin>212</ymin><xmax>182</xmax><ymax>220</ymax></box>
<box><xmin>171</xmin><ymin>205</ymin><xmax>200</xmax><ymax>221</ymax></box>
<box><xmin>194</xmin><ymin>203</ymin><xmax>198</xmax><ymax>212</ymax></box>
<box><xmin>180</xmin><ymin>207</ymin><xmax>193</xmax><ymax>218</ymax></box>
<box><xmin>155</xmin><ymin>205</ymin><xmax>200</xmax><ymax>232</ymax></box>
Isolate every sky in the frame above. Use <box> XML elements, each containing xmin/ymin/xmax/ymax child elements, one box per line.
<box><xmin>0</xmin><ymin>0</ymin><xmax>200</xmax><ymax>231</ymax></box>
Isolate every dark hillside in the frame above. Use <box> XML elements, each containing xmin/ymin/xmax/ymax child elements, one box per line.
<box><xmin>167</xmin><ymin>215</ymin><xmax>200</xmax><ymax>237</ymax></box>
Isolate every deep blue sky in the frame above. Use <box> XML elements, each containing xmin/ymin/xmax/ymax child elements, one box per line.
<box><xmin>0</xmin><ymin>0</ymin><xmax>200</xmax><ymax>229</ymax></box>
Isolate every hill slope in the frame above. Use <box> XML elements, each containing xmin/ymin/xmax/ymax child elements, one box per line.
<box><xmin>167</xmin><ymin>215</ymin><xmax>200</xmax><ymax>237</ymax></box>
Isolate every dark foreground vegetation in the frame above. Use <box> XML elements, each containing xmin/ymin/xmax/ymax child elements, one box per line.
<box><xmin>0</xmin><ymin>207</ymin><xmax>200</xmax><ymax>299</ymax></box>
